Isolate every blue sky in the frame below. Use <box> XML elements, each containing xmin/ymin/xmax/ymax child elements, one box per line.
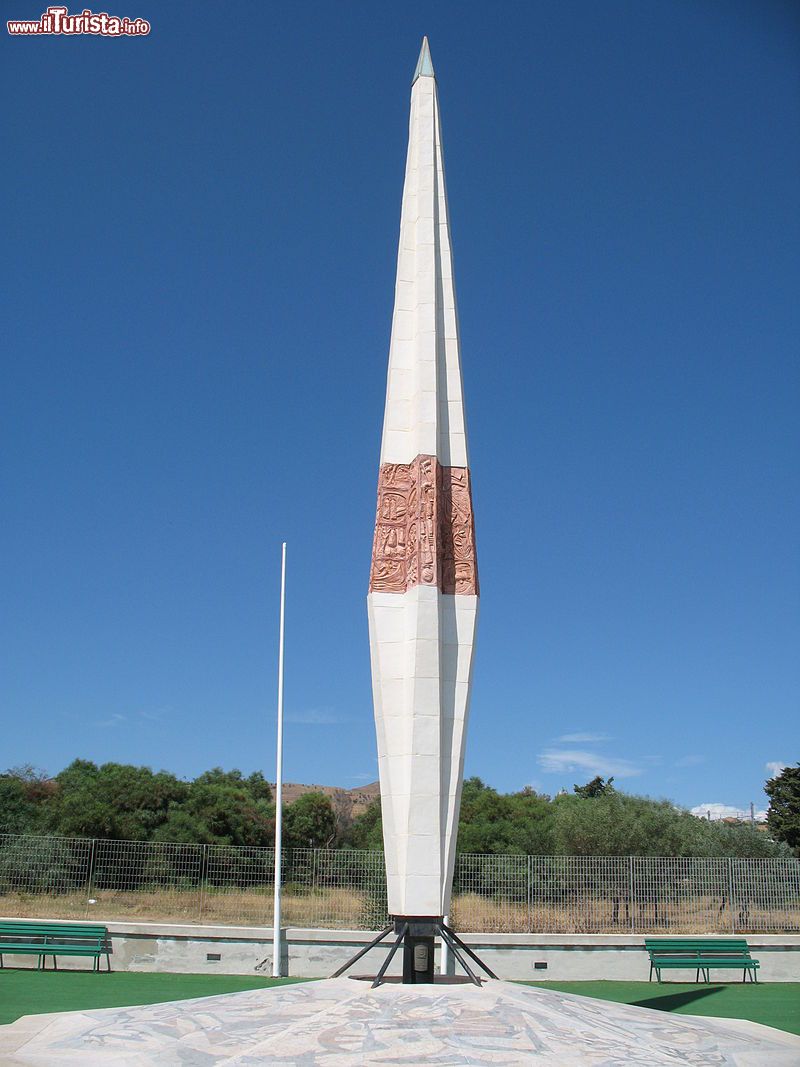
<box><xmin>2</xmin><ymin>1</ymin><xmax>798</xmax><ymax>818</ymax></box>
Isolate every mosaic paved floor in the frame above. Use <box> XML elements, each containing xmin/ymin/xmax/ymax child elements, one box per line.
<box><xmin>1</xmin><ymin>976</ymin><xmax>798</xmax><ymax>1065</ymax></box>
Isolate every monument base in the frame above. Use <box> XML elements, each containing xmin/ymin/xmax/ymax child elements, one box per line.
<box><xmin>331</xmin><ymin>916</ymin><xmax>497</xmax><ymax>988</ymax></box>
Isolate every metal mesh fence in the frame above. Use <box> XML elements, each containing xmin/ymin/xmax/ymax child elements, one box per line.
<box><xmin>203</xmin><ymin>845</ymin><xmax>275</xmax><ymax>926</ymax></box>
<box><xmin>452</xmin><ymin>853</ymin><xmax>529</xmax><ymax>932</ymax></box>
<box><xmin>528</xmin><ymin>856</ymin><xmax>631</xmax><ymax>934</ymax></box>
<box><xmin>0</xmin><ymin>835</ymin><xmax>92</xmax><ymax>919</ymax></box>
<box><xmin>91</xmin><ymin>840</ymin><xmax>204</xmax><ymax>923</ymax></box>
<box><xmin>730</xmin><ymin>857</ymin><xmax>800</xmax><ymax>932</ymax></box>
<box><xmin>0</xmin><ymin>834</ymin><xmax>797</xmax><ymax>932</ymax></box>
<box><xmin>632</xmin><ymin>857</ymin><xmax>730</xmax><ymax>934</ymax></box>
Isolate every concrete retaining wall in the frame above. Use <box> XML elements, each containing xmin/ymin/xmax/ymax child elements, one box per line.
<box><xmin>4</xmin><ymin>919</ymin><xmax>798</xmax><ymax>981</ymax></box>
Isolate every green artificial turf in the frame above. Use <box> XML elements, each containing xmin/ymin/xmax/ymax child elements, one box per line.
<box><xmin>524</xmin><ymin>981</ymin><xmax>800</xmax><ymax>1036</ymax></box>
<box><xmin>1</xmin><ymin>971</ymin><xmax>797</xmax><ymax>1040</ymax></box>
<box><xmin>0</xmin><ymin>969</ymin><xmax>311</xmax><ymax>1026</ymax></box>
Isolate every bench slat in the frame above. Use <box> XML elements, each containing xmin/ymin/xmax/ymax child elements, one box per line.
<box><xmin>653</xmin><ymin>958</ymin><xmax>758</xmax><ymax>966</ymax></box>
<box><xmin>0</xmin><ymin>945</ymin><xmax>102</xmax><ymax>955</ymax></box>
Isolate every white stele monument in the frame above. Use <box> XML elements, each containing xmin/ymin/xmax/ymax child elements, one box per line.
<box><xmin>2</xmin><ymin>37</ymin><xmax>799</xmax><ymax>1064</ymax></box>
<box><xmin>363</xmin><ymin>36</ymin><xmax>484</xmax><ymax>984</ymax></box>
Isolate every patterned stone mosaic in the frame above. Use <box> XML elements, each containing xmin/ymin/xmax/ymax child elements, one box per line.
<box><xmin>1</xmin><ymin>977</ymin><xmax>798</xmax><ymax>1065</ymax></box>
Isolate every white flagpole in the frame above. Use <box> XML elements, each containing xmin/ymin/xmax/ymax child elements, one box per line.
<box><xmin>440</xmin><ymin>913</ymin><xmax>450</xmax><ymax>975</ymax></box>
<box><xmin>272</xmin><ymin>541</ymin><xmax>287</xmax><ymax>978</ymax></box>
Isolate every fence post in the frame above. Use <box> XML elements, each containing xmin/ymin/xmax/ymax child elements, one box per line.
<box><xmin>85</xmin><ymin>838</ymin><xmax>98</xmax><ymax>919</ymax></box>
<box><xmin>629</xmin><ymin>856</ymin><xmax>635</xmax><ymax>933</ymax></box>
<box><xmin>198</xmin><ymin>844</ymin><xmax>208</xmax><ymax>922</ymax></box>
<box><xmin>528</xmin><ymin>855</ymin><xmax>533</xmax><ymax>933</ymax></box>
<box><xmin>728</xmin><ymin>857</ymin><xmax>735</xmax><ymax>933</ymax></box>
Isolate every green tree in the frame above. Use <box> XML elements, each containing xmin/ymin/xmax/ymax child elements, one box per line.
<box><xmin>341</xmin><ymin>798</ymin><xmax>383</xmax><ymax>850</ymax></box>
<box><xmin>766</xmin><ymin>763</ymin><xmax>800</xmax><ymax>855</ymax></box>
<box><xmin>42</xmin><ymin>760</ymin><xmax>189</xmax><ymax>840</ymax></box>
<box><xmin>504</xmin><ymin>789</ymin><xmax>556</xmax><ymax>854</ymax></box>
<box><xmin>0</xmin><ymin>766</ymin><xmax>52</xmax><ymax>834</ymax></box>
<box><xmin>192</xmin><ymin>768</ymin><xmax>272</xmax><ymax>803</ymax></box>
<box><xmin>5</xmin><ymin>756</ymin><xmax>791</xmax><ymax>862</ymax></box>
<box><xmin>455</xmin><ymin>778</ymin><xmax>555</xmax><ymax>855</ymax></box>
<box><xmin>156</xmin><ymin>767</ymin><xmax>274</xmax><ymax>846</ymax></box>
<box><xmin>550</xmin><ymin>791</ymin><xmax>788</xmax><ymax>858</ymax></box>
<box><xmin>573</xmin><ymin>775</ymin><xmax>615</xmax><ymax>798</ymax></box>
<box><xmin>283</xmin><ymin>792</ymin><xmax>337</xmax><ymax>849</ymax></box>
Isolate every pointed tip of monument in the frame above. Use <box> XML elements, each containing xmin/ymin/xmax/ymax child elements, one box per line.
<box><xmin>412</xmin><ymin>36</ymin><xmax>435</xmax><ymax>83</ymax></box>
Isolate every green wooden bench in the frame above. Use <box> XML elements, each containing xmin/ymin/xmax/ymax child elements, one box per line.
<box><xmin>0</xmin><ymin>921</ymin><xmax>112</xmax><ymax>972</ymax></box>
<box><xmin>645</xmin><ymin>938</ymin><xmax>759</xmax><ymax>983</ymax></box>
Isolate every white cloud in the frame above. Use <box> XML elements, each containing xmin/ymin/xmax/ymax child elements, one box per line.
<box><xmin>555</xmin><ymin>732</ymin><xmax>611</xmax><ymax>744</ymax></box>
<box><xmin>94</xmin><ymin>713</ymin><xmax>127</xmax><ymax>728</ymax></box>
<box><xmin>765</xmin><ymin>762</ymin><xmax>788</xmax><ymax>779</ymax></box>
<box><xmin>137</xmin><ymin>708</ymin><xmax>166</xmax><ymax>722</ymax></box>
<box><xmin>537</xmin><ymin>748</ymin><xmax>642</xmax><ymax>779</ymax></box>
<box><xmin>675</xmin><ymin>755</ymin><xmax>706</xmax><ymax>768</ymax></box>
<box><xmin>690</xmin><ymin>802</ymin><xmax>767</xmax><ymax>823</ymax></box>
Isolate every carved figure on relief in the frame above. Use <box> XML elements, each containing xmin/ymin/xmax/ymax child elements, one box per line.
<box><xmin>369</xmin><ymin>455</ymin><xmax>478</xmax><ymax>596</ymax></box>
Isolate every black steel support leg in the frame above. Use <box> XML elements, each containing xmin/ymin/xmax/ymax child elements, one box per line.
<box><xmin>328</xmin><ymin>916</ymin><xmax>498</xmax><ymax>987</ymax></box>
<box><xmin>330</xmin><ymin>925</ymin><xmax>393</xmax><ymax>979</ymax></box>
<box><xmin>440</xmin><ymin>923</ymin><xmax>498</xmax><ymax>980</ymax></box>
<box><xmin>371</xmin><ymin>924</ymin><xmax>408</xmax><ymax>989</ymax></box>
<box><xmin>439</xmin><ymin>927</ymin><xmax>480</xmax><ymax>987</ymax></box>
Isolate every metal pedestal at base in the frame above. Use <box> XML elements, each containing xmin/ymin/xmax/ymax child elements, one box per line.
<box><xmin>402</xmin><ymin>918</ymin><xmax>436</xmax><ymax>984</ymax></box>
<box><xmin>330</xmin><ymin>917</ymin><xmax>498</xmax><ymax>988</ymax></box>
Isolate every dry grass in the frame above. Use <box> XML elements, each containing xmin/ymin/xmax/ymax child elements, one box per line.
<box><xmin>0</xmin><ymin>888</ymin><xmax>370</xmax><ymax>929</ymax></box>
<box><xmin>450</xmin><ymin>893</ymin><xmax>800</xmax><ymax>934</ymax></box>
<box><xmin>1</xmin><ymin>890</ymin><xmax>797</xmax><ymax>933</ymax></box>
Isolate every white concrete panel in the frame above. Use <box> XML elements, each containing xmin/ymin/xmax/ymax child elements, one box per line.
<box><xmin>407</xmin><ymin>675</ymin><xmax>439</xmax><ymax>713</ymax></box>
<box><xmin>377</xmin><ymin>676</ymin><xmax>405</xmax><ymax>712</ymax></box>
<box><xmin>381</xmin><ymin>714</ymin><xmax>410</xmax><ymax>757</ymax></box>
<box><xmin>408</xmin><ymin>638</ymin><xmax>439</xmax><ymax>678</ymax></box>
<box><xmin>408</xmin><ymin>714</ymin><xmax>439</xmax><ymax>756</ymax></box>
<box><xmin>407</xmin><ymin>752</ymin><xmax>440</xmax><ymax>792</ymax></box>
<box><xmin>386</xmin><ymin>398</ymin><xmax>411</xmax><ymax>430</ymax></box>
<box><xmin>403</xmin><ymin>839</ymin><xmax>440</xmax><ymax>878</ymax></box>
<box><xmin>408</xmin><ymin>590</ymin><xmax>439</xmax><ymax>639</ymax></box>
<box><xmin>442</xmin><ymin>595</ymin><xmax>478</xmax><ymax>644</ymax></box>
<box><xmin>373</xmin><ymin>606</ymin><xmax>404</xmax><ymax>644</ymax></box>
<box><xmin>376</xmin><ymin>641</ymin><xmax>405</xmax><ymax>681</ymax></box>
<box><xmin>400</xmin><ymin>875</ymin><xmax>441</xmax><ymax>915</ymax></box>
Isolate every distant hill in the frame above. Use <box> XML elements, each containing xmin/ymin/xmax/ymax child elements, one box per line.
<box><xmin>271</xmin><ymin>780</ymin><xmax>380</xmax><ymax>823</ymax></box>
